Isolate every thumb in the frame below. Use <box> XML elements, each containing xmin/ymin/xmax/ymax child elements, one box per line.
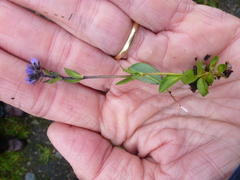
<box><xmin>47</xmin><ymin>122</ymin><xmax>143</xmax><ymax>180</ymax></box>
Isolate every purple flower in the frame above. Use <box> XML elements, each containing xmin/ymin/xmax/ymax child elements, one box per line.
<box><xmin>26</xmin><ymin>58</ymin><xmax>42</xmax><ymax>85</ymax></box>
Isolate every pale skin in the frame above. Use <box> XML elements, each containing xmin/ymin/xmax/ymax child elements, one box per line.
<box><xmin>1</xmin><ymin>0</ymin><xmax>240</xmax><ymax>179</ymax></box>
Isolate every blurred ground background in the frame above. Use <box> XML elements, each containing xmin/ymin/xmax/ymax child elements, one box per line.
<box><xmin>0</xmin><ymin>0</ymin><xmax>240</xmax><ymax>180</ymax></box>
<box><xmin>0</xmin><ymin>104</ymin><xmax>78</xmax><ymax>180</ymax></box>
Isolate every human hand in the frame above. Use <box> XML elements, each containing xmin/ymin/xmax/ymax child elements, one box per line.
<box><xmin>1</xmin><ymin>0</ymin><xmax>240</xmax><ymax>179</ymax></box>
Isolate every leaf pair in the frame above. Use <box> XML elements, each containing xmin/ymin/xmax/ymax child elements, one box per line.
<box><xmin>116</xmin><ymin>63</ymin><xmax>162</xmax><ymax>85</ymax></box>
<box><xmin>116</xmin><ymin>63</ymin><xmax>182</xmax><ymax>93</ymax></box>
<box><xmin>42</xmin><ymin>69</ymin><xmax>63</xmax><ymax>84</ymax></box>
<box><xmin>63</xmin><ymin>68</ymin><xmax>84</xmax><ymax>83</ymax></box>
<box><xmin>43</xmin><ymin>68</ymin><xmax>83</xmax><ymax>84</ymax></box>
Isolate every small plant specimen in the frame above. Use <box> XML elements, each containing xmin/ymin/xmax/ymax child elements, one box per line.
<box><xmin>26</xmin><ymin>55</ymin><xmax>233</xmax><ymax>111</ymax></box>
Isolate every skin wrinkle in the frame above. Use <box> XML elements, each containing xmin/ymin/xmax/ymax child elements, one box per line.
<box><xmin>167</xmin><ymin>0</ymin><xmax>194</xmax><ymax>30</ymax></box>
<box><xmin>102</xmin><ymin>152</ymin><xmax>124</xmax><ymax>179</ymax></box>
<box><xmin>94</xmin><ymin>144</ymin><xmax>113</xmax><ymax>179</ymax></box>
<box><xmin>59</xmin><ymin>125</ymin><xmax>76</xmax><ymax>159</ymax></box>
<box><xmin>59</xmin><ymin>34</ymin><xmax>74</xmax><ymax>67</ymax></box>
<box><xmin>103</xmin><ymin>93</ymin><xmax>132</xmax><ymax>139</ymax></box>
<box><xmin>121</xmin><ymin>156</ymin><xmax>136</xmax><ymax>179</ymax></box>
<box><xmin>111</xmin><ymin>88</ymin><xmax>158</xmax><ymax>142</ymax></box>
<box><xmin>158</xmin><ymin>134</ymin><xmax>183</xmax><ymax>162</ymax></box>
<box><xmin>61</xmin><ymin>86</ymin><xmax>98</xmax><ymax>128</ymax></box>
<box><xmin>112</xmin><ymin>156</ymin><xmax>130</xmax><ymax>179</ymax></box>
<box><xmin>74</xmin><ymin>0</ymin><xmax>96</xmax><ymax>43</ymax></box>
<box><xmin>114</xmin><ymin>97</ymin><xmax>131</xmax><ymax>143</ymax></box>
<box><xmin>76</xmin><ymin>97</ymin><xmax>96</xmax><ymax>128</ymax></box>
<box><xmin>141</xmin><ymin>119</ymin><xmax>222</xmax><ymax>160</ymax></box>
<box><xmin>200</xmin><ymin>150</ymin><xmax>225</xmax><ymax>178</ymax></box>
<box><xmin>94</xmin><ymin>3</ymin><xmax>131</xmax><ymax>54</ymax></box>
<box><xmin>71</xmin><ymin>140</ymin><xmax>87</xmax><ymax>171</ymax></box>
<box><xmin>77</xmin><ymin>137</ymin><xmax>103</xmax><ymax>171</ymax></box>
<box><xmin>155</xmin><ymin>32</ymin><xmax>168</xmax><ymax>61</ymax></box>
<box><xmin>141</xmin><ymin>129</ymin><xmax>175</xmax><ymax>158</ymax></box>
<box><xmin>11</xmin><ymin>74</ymin><xmax>28</xmax><ymax>109</ymax></box>
<box><xmin>46</xmin><ymin>26</ymin><xmax>62</xmax><ymax>65</ymax></box>
<box><xmin>84</xmin><ymin>138</ymin><xmax>104</xmax><ymax>175</ymax></box>
<box><xmin>184</xmin><ymin>157</ymin><xmax>204</xmax><ymax>180</ymax></box>
<box><xmin>33</xmin><ymin>85</ymin><xmax>59</xmax><ymax>118</ymax></box>
<box><xmin>129</xmin><ymin>102</ymin><xmax>160</xmax><ymax>135</ymax></box>
<box><xmin>135</xmin><ymin>1</ymin><xmax>162</xmax><ymax>30</ymax></box>
<box><xmin>184</xmin><ymin>32</ymin><xmax>204</xmax><ymax>58</ymax></box>
<box><xmin>218</xmin><ymin>139</ymin><xmax>240</xmax><ymax>156</ymax></box>
<box><xmin>183</xmin><ymin>151</ymin><xmax>215</xmax><ymax>177</ymax></box>
<box><xmin>48</xmin><ymin>30</ymin><xmax>74</xmax><ymax>65</ymax></box>
<box><xmin>1</xmin><ymin>82</ymin><xmax>21</xmax><ymax>107</ymax></box>
<box><xmin>158</xmin><ymin>162</ymin><xmax>177</xmax><ymax>180</ymax></box>
<box><xmin>61</xmin><ymin>103</ymin><xmax>83</xmax><ymax>126</ymax></box>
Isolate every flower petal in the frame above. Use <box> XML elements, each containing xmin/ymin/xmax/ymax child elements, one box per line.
<box><xmin>30</xmin><ymin>58</ymin><xmax>39</xmax><ymax>65</ymax></box>
<box><xmin>30</xmin><ymin>58</ymin><xmax>41</xmax><ymax>70</ymax></box>
<box><xmin>26</xmin><ymin>68</ymin><xmax>34</xmax><ymax>75</ymax></box>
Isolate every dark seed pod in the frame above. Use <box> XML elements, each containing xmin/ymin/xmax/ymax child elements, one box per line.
<box><xmin>204</xmin><ymin>54</ymin><xmax>211</xmax><ymax>61</ymax></box>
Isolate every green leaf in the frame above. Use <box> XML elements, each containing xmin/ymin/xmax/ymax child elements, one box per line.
<box><xmin>64</xmin><ymin>79</ymin><xmax>81</xmax><ymax>83</ymax></box>
<box><xmin>51</xmin><ymin>72</ymin><xmax>59</xmax><ymax>77</ymax></box>
<box><xmin>197</xmin><ymin>78</ymin><xmax>209</xmax><ymax>97</ymax></box>
<box><xmin>116</xmin><ymin>76</ymin><xmax>136</xmax><ymax>85</ymax></box>
<box><xmin>129</xmin><ymin>63</ymin><xmax>162</xmax><ymax>84</ymax></box>
<box><xmin>64</xmin><ymin>68</ymin><xmax>83</xmax><ymax>78</ymax></box>
<box><xmin>42</xmin><ymin>70</ymin><xmax>59</xmax><ymax>77</ymax></box>
<box><xmin>44</xmin><ymin>77</ymin><xmax>63</xmax><ymax>84</ymax></box>
<box><xmin>217</xmin><ymin>64</ymin><xmax>227</xmax><ymax>74</ymax></box>
<box><xmin>209</xmin><ymin>56</ymin><xmax>219</xmax><ymax>70</ymax></box>
<box><xmin>204</xmin><ymin>73</ymin><xmax>214</xmax><ymax>85</ymax></box>
<box><xmin>197</xmin><ymin>61</ymin><xmax>204</xmax><ymax>75</ymax></box>
<box><xmin>137</xmin><ymin>75</ymin><xmax>162</xmax><ymax>84</ymax></box>
<box><xmin>120</xmin><ymin>66</ymin><xmax>139</xmax><ymax>74</ymax></box>
<box><xmin>159</xmin><ymin>75</ymin><xmax>182</xmax><ymax>93</ymax></box>
<box><xmin>43</xmin><ymin>69</ymin><xmax>51</xmax><ymax>76</ymax></box>
<box><xmin>181</xmin><ymin>70</ymin><xmax>199</xmax><ymax>84</ymax></box>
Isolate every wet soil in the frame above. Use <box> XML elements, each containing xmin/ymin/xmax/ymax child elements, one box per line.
<box><xmin>219</xmin><ymin>0</ymin><xmax>240</xmax><ymax>17</ymax></box>
<box><xmin>22</xmin><ymin>116</ymin><xmax>78</xmax><ymax>180</ymax></box>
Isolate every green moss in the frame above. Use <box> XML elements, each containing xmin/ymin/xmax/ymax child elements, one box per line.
<box><xmin>193</xmin><ymin>0</ymin><xmax>220</xmax><ymax>8</ymax></box>
<box><xmin>0</xmin><ymin>116</ymin><xmax>31</xmax><ymax>180</ymax></box>
<box><xmin>0</xmin><ymin>151</ymin><xmax>27</xmax><ymax>180</ymax></box>
<box><xmin>36</xmin><ymin>144</ymin><xmax>57</xmax><ymax>165</ymax></box>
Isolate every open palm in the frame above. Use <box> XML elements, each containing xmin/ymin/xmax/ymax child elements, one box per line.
<box><xmin>1</xmin><ymin>0</ymin><xmax>240</xmax><ymax>179</ymax></box>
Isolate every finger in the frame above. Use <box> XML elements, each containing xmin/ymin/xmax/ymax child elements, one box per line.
<box><xmin>108</xmin><ymin>0</ymin><xmax>196</xmax><ymax>32</ymax></box>
<box><xmin>8</xmin><ymin>0</ymin><xmax>133</xmax><ymax>56</ymax></box>
<box><xmin>107</xmin><ymin>0</ymin><xmax>240</xmax><ymax>67</ymax></box>
<box><xmin>47</xmin><ymin>122</ymin><xmax>145</xmax><ymax>179</ymax></box>
<box><xmin>0</xmin><ymin>1</ymin><xmax>121</xmax><ymax>91</ymax></box>
<box><xmin>0</xmin><ymin>50</ymin><xmax>103</xmax><ymax>131</ymax></box>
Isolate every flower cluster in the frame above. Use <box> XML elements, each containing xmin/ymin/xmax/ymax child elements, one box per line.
<box><xmin>26</xmin><ymin>58</ymin><xmax>43</xmax><ymax>85</ymax></box>
<box><xmin>26</xmin><ymin>58</ymin><xmax>84</xmax><ymax>85</ymax></box>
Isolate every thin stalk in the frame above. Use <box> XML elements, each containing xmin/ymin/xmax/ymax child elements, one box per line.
<box><xmin>142</xmin><ymin>72</ymin><xmax>183</xmax><ymax>76</ymax></box>
<box><xmin>83</xmin><ymin>75</ymin><xmax>130</xmax><ymax>79</ymax></box>
<box><xmin>168</xmin><ymin>90</ymin><xmax>188</xmax><ymax>112</ymax></box>
<box><xmin>83</xmin><ymin>72</ymin><xmax>183</xmax><ymax>80</ymax></box>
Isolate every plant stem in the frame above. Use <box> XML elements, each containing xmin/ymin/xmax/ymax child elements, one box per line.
<box><xmin>42</xmin><ymin>71</ymin><xmax>183</xmax><ymax>81</ymax></box>
<box><xmin>83</xmin><ymin>72</ymin><xmax>183</xmax><ymax>80</ymax></box>
<box><xmin>142</xmin><ymin>72</ymin><xmax>183</xmax><ymax>76</ymax></box>
<box><xmin>83</xmin><ymin>75</ymin><xmax>130</xmax><ymax>79</ymax></box>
